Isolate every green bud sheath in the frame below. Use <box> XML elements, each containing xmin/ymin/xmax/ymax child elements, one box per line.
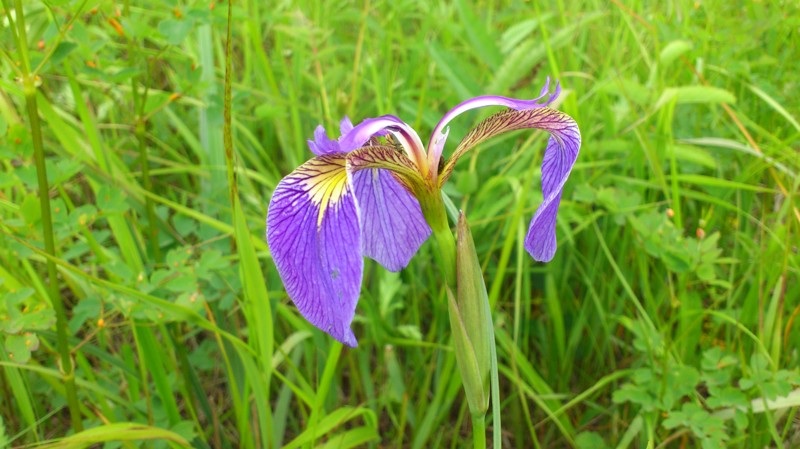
<box><xmin>446</xmin><ymin>286</ymin><xmax>487</xmax><ymax>415</ymax></box>
<box><xmin>451</xmin><ymin>211</ymin><xmax>494</xmax><ymax>415</ymax></box>
<box><xmin>420</xmin><ymin>193</ymin><xmax>493</xmax><ymax>418</ymax></box>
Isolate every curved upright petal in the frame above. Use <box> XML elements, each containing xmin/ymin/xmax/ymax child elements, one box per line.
<box><xmin>338</xmin><ymin>115</ymin><xmax>428</xmax><ymax>174</ymax></box>
<box><xmin>267</xmin><ymin>154</ymin><xmax>362</xmax><ymax>347</ymax></box>
<box><xmin>440</xmin><ymin>107</ymin><xmax>580</xmax><ymax>262</ymax></box>
<box><xmin>352</xmin><ymin>168</ymin><xmax>431</xmax><ymax>271</ymax></box>
<box><xmin>427</xmin><ymin>78</ymin><xmax>561</xmax><ymax>179</ymax></box>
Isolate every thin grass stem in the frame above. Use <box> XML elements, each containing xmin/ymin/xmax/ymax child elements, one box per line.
<box><xmin>14</xmin><ymin>0</ymin><xmax>83</xmax><ymax>431</ymax></box>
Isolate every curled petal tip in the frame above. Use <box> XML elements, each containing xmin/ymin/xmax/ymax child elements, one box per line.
<box><xmin>309</xmin><ymin>124</ymin><xmax>340</xmax><ymax>155</ymax></box>
<box><xmin>524</xmin><ymin>196</ymin><xmax>561</xmax><ymax>263</ymax></box>
<box><xmin>531</xmin><ymin>250</ymin><xmax>556</xmax><ymax>263</ymax></box>
<box><xmin>534</xmin><ymin>78</ymin><xmax>561</xmax><ymax>107</ymax></box>
<box><xmin>339</xmin><ymin>116</ymin><xmax>354</xmax><ymax>135</ymax></box>
<box><xmin>538</xmin><ymin>76</ymin><xmax>551</xmax><ymax>98</ymax></box>
<box><xmin>338</xmin><ymin>328</ymin><xmax>358</xmax><ymax>348</ymax></box>
<box><xmin>307</xmin><ymin>139</ymin><xmax>318</xmax><ymax>154</ymax></box>
<box><xmin>545</xmin><ymin>81</ymin><xmax>562</xmax><ymax>106</ymax></box>
<box><xmin>313</xmin><ymin>124</ymin><xmax>328</xmax><ymax>141</ymax></box>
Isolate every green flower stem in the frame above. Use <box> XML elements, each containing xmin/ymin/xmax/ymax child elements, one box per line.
<box><xmin>432</xmin><ymin>226</ymin><xmax>457</xmax><ymax>290</ymax></box>
<box><xmin>419</xmin><ymin>190</ymin><xmax>457</xmax><ymax>291</ymax></box>
<box><xmin>14</xmin><ymin>0</ymin><xmax>82</xmax><ymax>432</ymax></box>
<box><xmin>472</xmin><ymin>413</ymin><xmax>486</xmax><ymax>449</ymax></box>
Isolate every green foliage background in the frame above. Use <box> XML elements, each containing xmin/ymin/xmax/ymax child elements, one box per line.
<box><xmin>1</xmin><ymin>0</ymin><xmax>799</xmax><ymax>447</ymax></box>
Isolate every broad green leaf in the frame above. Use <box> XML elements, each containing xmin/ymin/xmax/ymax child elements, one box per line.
<box><xmin>747</xmin><ymin>83</ymin><xmax>800</xmax><ymax>132</ymax></box>
<box><xmin>4</xmin><ymin>334</ymin><xmax>38</xmax><ymax>364</ymax></box>
<box><xmin>659</xmin><ymin>40</ymin><xmax>693</xmax><ymax>66</ymax></box>
<box><xmin>47</xmin><ymin>42</ymin><xmax>78</xmax><ymax>67</ymax></box>
<box><xmin>668</xmin><ymin>144</ymin><xmax>717</xmax><ymax>169</ymax></box>
<box><xmin>429</xmin><ymin>43</ymin><xmax>481</xmax><ymax>99</ymax></box>
<box><xmin>96</xmin><ymin>186</ymin><xmax>130</xmax><ymax>215</ymax></box>
<box><xmin>158</xmin><ymin>18</ymin><xmax>195</xmax><ymax>45</ymax></box>
<box><xmin>20</xmin><ymin>195</ymin><xmax>41</xmax><ymax>226</ymax></box>
<box><xmin>8</xmin><ymin>308</ymin><xmax>56</xmax><ymax>333</ymax></box>
<box><xmin>316</xmin><ymin>427</ymin><xmax>379</xmax><ymax>449</ymax></box>
<box><xmin>576</xmin><ymin>432</ymin><xmax>608</xmax><ymax>449</ymax></box>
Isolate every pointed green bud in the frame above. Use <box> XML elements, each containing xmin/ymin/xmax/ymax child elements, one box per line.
<box><xmin>446</xmin><ymin>285</ymin><xmax>487</xmax><ymax>415</ymax></box>
<box><xmin>456</xmin><ymin>212</ymin><xmax>492</xmax><ymax>394</ymax></box>
<box><xmin>446</xmin><ymin>211</ymin><xmax>493</xmax><ymax>416</ymax></box>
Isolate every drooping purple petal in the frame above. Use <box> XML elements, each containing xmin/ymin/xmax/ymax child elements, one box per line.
<box><xmin>427</xmin><ymin>78</ymin><xmax>561</xmax><ymax>179</ymax></box>
<box><xmin>267</xmin><ymin>154</ymin><xmax>362</xmax><ymax>347</ymax></box>
<box><xmin>351</xmin><ymin>168</ymin><xmax>431</xmax><ymax>271</ymax></box>
<box><xmin>439</xmin><ymin>106</ymin><xmax>580</xmax><ymax>262</ymax></box>
<box><xmin>338</xmin><ymin>115</ymin><xmax>427</xmax><ymax>171</ymax></box>
<box><xmin>523</xmin><ymin>112</ymin><xmax>580</xmax><ymax>262</ymax></box>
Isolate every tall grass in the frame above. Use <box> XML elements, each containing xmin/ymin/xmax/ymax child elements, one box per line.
<box><xmin>0</xmin><ymin>0</ymin><xmax>798</xmax><ymax>448</ymax></box>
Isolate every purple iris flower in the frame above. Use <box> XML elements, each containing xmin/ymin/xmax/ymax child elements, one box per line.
<box><xmin>266</xmin><ymin>78</ymin><xmax>580</xmax><ymax>347</ymax></box>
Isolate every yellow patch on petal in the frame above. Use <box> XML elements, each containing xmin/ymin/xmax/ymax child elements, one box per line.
<box><xmin>299</xmin><ymin>156</ymin><xmax>349</xmax><ymax>227</ymax></box>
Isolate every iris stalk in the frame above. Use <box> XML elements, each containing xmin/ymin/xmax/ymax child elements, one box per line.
<box><xmin>419</xmin><ymin>192</ymin><xmax>457</xmax><ymax>290</ymax></box>
<box><xmin>12</xmin><ymin>0</ymin><xmax>83</xmax><ymax>432</ymax></box>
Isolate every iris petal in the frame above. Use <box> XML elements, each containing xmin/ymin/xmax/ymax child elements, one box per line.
<box><xmin>427</xmin><ymin>78</ymin><xmax>561</xmax><ymax>177</ymax></box>
<box><xmin>440</xmin><ymin>107</ymin><xmax>580</xmax><ymax>262</ymax></box>
<box><xmin>339</xmin><ymin>116</ymin><xmax>354</xmax><ymax>135</ymax></box>
<box><xmin>352</xmin><ymin>168</ymin><xmax>431</xmax><ymax>271</ymax></box>
<box><xmin>524</xmin><ymin>119</ymin><xmax>580</xmax><ymax>261</ymax></box>
<box><xmin>307</xmin><ymin>125</ymin><xmax>340</xmax><ymax>155</ymax></box>
<box><xmin>267</xmin><ymin>154</ymin><xmax>362</xmax><ymax>347</ymax></box>
<box><xmin>347</xmin><ymin>145</ymin><xmax>427</xmax><ymax>190</ymax></box>
<box><xmin>338</xmin><ymin>115</ymin><xmax>428</xmax><ymax>172</ymax></box>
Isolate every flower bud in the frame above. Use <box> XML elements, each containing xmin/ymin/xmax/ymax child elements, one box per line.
<box><xmin>446</xmin><ymin>211</ymin><xmax>493</xmax><ymax>416</ymax></box>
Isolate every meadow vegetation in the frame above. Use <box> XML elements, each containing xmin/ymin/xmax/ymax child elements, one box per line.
<box><xmin>1</xmin><ymin>0</ymin><xmax>799</xmax><ymax>447</ymax></box>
